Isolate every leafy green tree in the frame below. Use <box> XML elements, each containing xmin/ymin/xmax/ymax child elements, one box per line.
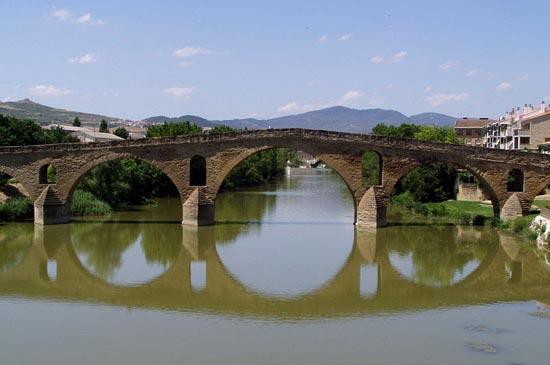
<box><xmin>208</xmin><ymin>125</ymin><xmax>236</xmax><ymax>134</ymax></box>
<box><xmin>414</xmin><ymin>125</ymin><xmax>458</xmax><ymax>143</ymax></box>
<box><xmin>145</xmin><ymin>121</ymin><xmax>202</xmax><ymax>137</ymax></box>
<box><xmin>99</xmin><ymin>119</ymin><xmax>108</xmax><ymax>133</ymax></box>
<box><xmin>72</xmin><ymin>117</ymin><xmax>81</xmax><ymax>127</ymax></box>
<box><xmin>113</xmin><ymin>127</ymin><xmax>129</xmax><ymax>139</ymax></box>
<box><xmin>0</xmin><ymin>115</ymin><xmax>78</xmax><ymax>146</ymax></box>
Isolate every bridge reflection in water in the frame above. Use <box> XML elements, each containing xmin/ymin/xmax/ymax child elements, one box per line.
<box><xmin>1</xmin><ymin>223</ymin><xmax>549</xmax><ymax>319</ymax></box>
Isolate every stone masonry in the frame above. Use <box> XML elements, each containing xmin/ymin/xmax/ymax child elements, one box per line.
<box><xmin>2</xmin><ymin>128</ymin><xmax>550</xmax><ymax>227</ymax></box>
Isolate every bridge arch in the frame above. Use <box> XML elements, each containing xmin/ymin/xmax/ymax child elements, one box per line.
<box><xmin>0</xmin><ymin>166</ymin><xmax>34</xmax><ymax>201</ymax></box>
<box><xmin>507</xmin><ymin>168</ymin><xmax>524</xmax><ymax>192</ymax></box>
<box><xmin>384</xmin><ymin>158</ymin><xmax>502</xmax><ymax>220</ymax></box>
<box><xmin>64</xmin><ymin>152</ymin><xmax>185</xmax><ymax>207</ymax></box>
<box><xmin>190</xmin><ymin>155</ymin><xmax>207</xmax><ymax>186</ymax></box>
<box><xmin>209</xmin><ymin>145</ymin><xmax>360</xmax><ymax>223</ymax></box>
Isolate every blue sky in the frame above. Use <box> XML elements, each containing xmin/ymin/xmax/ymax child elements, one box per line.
<box><xmin>1</xmin><ymin>0</ymin><xmax>549</xmax><ymax>121</ymax></box>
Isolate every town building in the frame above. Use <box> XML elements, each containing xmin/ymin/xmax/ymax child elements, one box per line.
<box><xmin>484</xmin><ymin>101</ymin><xmax>550</xmax><ymax>150</ymax></box>
<box><xmin>454</xmin><ymin>118</ymin><xmax>494</xmax><ymax>146</ymax></box>
<box><xmin>43</xmin><ymin>125</ymin><xmax>124</xmax><ymax>143</ymax></box>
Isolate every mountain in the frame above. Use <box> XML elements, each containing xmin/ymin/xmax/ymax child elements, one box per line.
<box><xmin>0</xmin><ymin>99</ymin><xmax>117</xmax><ymax>126</ymax></box>
<box><xmin>0</xmin><ymin>99</ymin><xmax>457</xmax><ymax>133</ymax></box>
<box><xmin>208</xmin><ymin>106</ymin><xmax>451</xmax><ymax>133</ymax></box>
<box><xmin>409</xmin><ymin>112</ymin><xmax>457</xmax><ymax>126</ymax></box>
<box><xmin>263</xmin><ymin>106</ymin><xmax>410</xmax><ymax>133</ymax></box>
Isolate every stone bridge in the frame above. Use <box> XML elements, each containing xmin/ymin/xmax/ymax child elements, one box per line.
<box><xmin>1</xmin><ymin>128</ymin><xmax>550</xmax><ymax>226</ymax></box>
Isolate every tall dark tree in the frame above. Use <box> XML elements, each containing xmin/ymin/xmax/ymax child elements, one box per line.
<box><xmin>72</xmin><ymin>117</ymin><xmax>81</xmax><ymax>127</ymax></box>
<box><xmin>113</xmin><ymin>127</ymin><xmax>129</xmax><ymax>139</ymax></box>
<box><xmin>99</xmin><ymin>119</ymin><xmax>108</xmax><ymax>133</ymax></box>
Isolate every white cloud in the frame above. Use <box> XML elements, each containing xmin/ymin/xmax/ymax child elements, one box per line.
<box><xmin>318</xmin><ymin>34</ymin><xmax>328</xmax><ymax>43</ymax></box>
<box><xmin>50</xmin><ymin>9</ymin><xmax>103</xmax><ymax>25</ymax></box>
<box><xmin>465</xmin><ymin>69</ymin><xmax>478</xmax><ymax>77</ymax></box>
<box><xmin>164</xmin><ymin>86</ymin><xmax>195</xmax><ymax>98</ymax></box>
<box><xmin>440</xmin><ymin>61</ymin><xmax>459</xmax><ymax>70</ymax></box>
<box><xmin>51</xmin><ymin>9</ymin><xmax>70</xmax><ymax>21</ymax></box>
<box><xmin>75</xmin><ymin>13</ymin><xmax>92</xmax><ymax>24</ymax></box>
<box><xmin>425</xmin><ymin>85</ymin><xmax>432</xmax><ymax>93</ymax></box>
<box><xmin>68</xmin><ymin>53</ymin><xmax>98</xmax><ymax>64</ymax></box>
<box><xmin>178</xmin><ymin>61</ymin><xmax>193</xmax><ymax>68</ymax></box>
<box><xmin>517</xmin><ymin>74</ymin><xmax>529</xmax><ymax>81</ymax></box>
<box><xmin>389</xmin><ymin>51</ymin><xmax>407</xmax><ymax>62</ymax></box>
<box><xmin>29</xmin><ymin>85</ymin><xmax>71</xmax><ymax>96</ymax></box>
<box><xmin>340</xmin><ymin>33</ymin><xmax>352</xmax><ymax>41</ymax></box>
<box><xmin>496</xmin><ymin>82</ymin><xmax>512</xmax><ymax>91</ymax></box>
<box><xmin>340</xmin><ymin>90</ymin><xmax>364</xmax><ymax>102</ymax></box>
<box><xmin>425</xmin><ymin>92</ymin><xmax>469</xmax><ymax>107</ymax></box>
<box><xmin>371</xmin><ymin>55</ymin><xmax>384</xmax><ymax>64</ymax></box>
<box><xmin>173</xmin><ymin>46</ymin><xmax>212</xmax><ymax>58</ymax></box>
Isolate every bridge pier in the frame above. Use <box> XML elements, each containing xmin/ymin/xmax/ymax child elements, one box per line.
<box><xmin>182</xmin><ymin>189</ymin><xmax>215</xmax><ymax>226</ymax></box>
<box><xmin>34</xmin><ymin>186</ymin><xmax>71</xmax><ymax>225</ymax></box>
<box><xmin>355</xmin><ymin>187</ymin><xmax>387</xmax><ymax>228</ymax></box>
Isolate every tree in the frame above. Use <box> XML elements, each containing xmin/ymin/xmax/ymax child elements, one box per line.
<box><xmin>72</xmin><ymin>117</ymin><xmax>81</xmax><ymax>127</ymax></box>
<box><xmin>145</xmin><ymin>121</ymin><xmax>202</xmax><ymax>137</ymax></box>
<box><xmin>113</xmin><ymin>127</ymin><xmax>129</xmax><ymax>139</ymax></box>
<box><xmin>99</xmin><ymin>119</ymin><xmax>108</xmax><ymax>133</ymax></box>
<box><xmin>0</xmin><ymin>115</ymin><xmax>78</xmax><ymax>146</ymax></box>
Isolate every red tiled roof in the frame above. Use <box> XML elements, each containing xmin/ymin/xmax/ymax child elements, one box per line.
<box><xmin>454</xmin><ymin>119</ymin><xmax>495</xmax><ymax>128</ymax></box>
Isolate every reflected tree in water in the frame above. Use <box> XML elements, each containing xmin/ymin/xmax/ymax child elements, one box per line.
<box><xmin>71</xmin><ymin>223</ymin><xmax>139</xmax><ymax>279</ymax></box>
<box><xmin>0</xmin><ymin>224</ymin><xmax>33</xmax><ymax>272</ymax></box>
<box><xmin>140</xmin><ymin>224</ymin><xmax>182</xmax><ymax>266</ymax></box>
<box><xmin>385</xmin><ymin>226</ymin><xmax>493</xmax><ymax>286</ymax></box>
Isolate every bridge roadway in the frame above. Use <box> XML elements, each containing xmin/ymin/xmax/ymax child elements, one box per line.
<box><xmin>1</xmin><ymin>128</ymin><xmax>550</xmax><ymax>226</ymax></box>
<box><xmin>1</xmin><ymin>225</ymin><xmax>549</xmax><ymax>319</ymax></box>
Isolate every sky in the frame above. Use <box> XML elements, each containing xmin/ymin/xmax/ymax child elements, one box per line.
<box><xmin>1</xmin><ymin>0</ymin><xmax>550</xmax><ymax>121</ymax></box>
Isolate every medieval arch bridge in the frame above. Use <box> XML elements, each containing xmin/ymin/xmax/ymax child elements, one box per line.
<box><xmin>1</xmin><ymin>128</ymin><xmax>549</xmax><ymax>227</ymax></box>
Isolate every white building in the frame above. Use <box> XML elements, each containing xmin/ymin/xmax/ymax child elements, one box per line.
<box><xmin>484</xmin><ymin>101</ymin><xmax>550</xmax><ymax>150</ymax></box>
<box><xmin>43</xmin><ymin>125</ymin><xmax>124</xmax><ymax>143</ymax></box>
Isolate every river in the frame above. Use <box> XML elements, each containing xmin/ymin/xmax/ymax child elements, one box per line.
<box><xmin>1</xmin><ymin>168</ymin><xmax>550</xmax><ymax>365</ymax></box>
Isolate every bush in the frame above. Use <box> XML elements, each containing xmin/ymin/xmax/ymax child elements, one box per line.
<box><xmin>0</xmin><ymin>198</ymin><xmax>33</xmax><ymax>221</ymax></box>
<box><xmin>71</xmin><ymin>190</ymin><xmax>112</xmax><ymax>216</ymax></box>
<box><xmin>472</xmin><ymin>215</ymin><xmax>486</xmax><ymax>226</ymax></box>
<box><xmin>512</xmin><ymin>218</ymin><xmax>529</xmax><ymax>233</ymax></box>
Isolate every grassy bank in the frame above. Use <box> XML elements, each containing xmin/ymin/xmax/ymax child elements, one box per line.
<box><xmin>390</xmin><ymin>193</ymin><xmax>543</xmax><ymax>239</ymax></box>
<box><xmin>390</xmin><ymin>192</ymin><xmax>500</xmax><ymax>226</ymax></box>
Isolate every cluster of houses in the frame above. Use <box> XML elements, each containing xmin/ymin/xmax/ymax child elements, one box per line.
<box><xmin>454</xmin><ymin>100</ymin><xmax>550</xmax><ymax>151</ymax></box>
<box><xmin>42</xmin><ymin>124</ymin><xmax>146</xmax><ymax>143</ymax></box>
<box><xmin>454</xmin><ymin>100</ymin><xmax>550</xmax><ymax>201</ymax></box>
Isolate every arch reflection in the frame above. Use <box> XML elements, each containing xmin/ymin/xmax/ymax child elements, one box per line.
<box><xmin>71</xmin><ymin>222</ymin><xmax>182</xmax><ymax>286</ymax></box>
<box><xmin>385</xmin><ymin>225</ymin><xmax>492</xmax><ymax>287</ymax></box>
<box><xmin>2</xmin><ymin>224</ymin><xmax>550</xmax><ymax>319</ymax></box>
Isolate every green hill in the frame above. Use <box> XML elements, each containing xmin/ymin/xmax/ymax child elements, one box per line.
<box><xmin>0</xmin><ymin>99</ymin><xmax>117</xmax><ymax>126</ymax></box>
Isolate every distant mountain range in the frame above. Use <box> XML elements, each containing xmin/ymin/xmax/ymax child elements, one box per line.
<box><xmin>0</xmin><ymin>99</ymin><xmax>117</xmax><ymax>126</ymax></box>
<box><xmin>1</xmin><ymin>99</ymin><xmax>457</xmax><ymax>133</ymax></box>
<box><xmin>145</xmin><ymin>106</ymin><xmax>457</xmax><ymax>133</ymax></box>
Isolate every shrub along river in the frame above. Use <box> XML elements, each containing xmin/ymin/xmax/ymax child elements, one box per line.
<box><xmin>1</xmin><ymin>168</ymin><xmax>550</xmax><ymax>365</ymax></box>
